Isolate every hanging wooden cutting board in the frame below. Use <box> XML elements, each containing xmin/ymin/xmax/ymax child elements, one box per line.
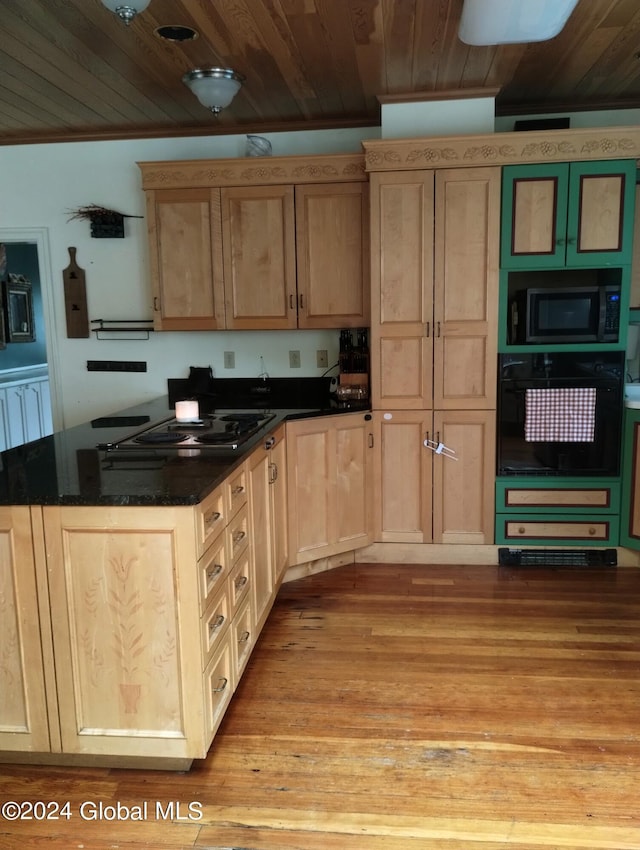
<box><xmin>62</xmin><ymin>246</ymin><xmax>89</xmax><ymax>338</ymax></box>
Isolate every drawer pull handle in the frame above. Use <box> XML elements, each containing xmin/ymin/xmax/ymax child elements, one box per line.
<box><xmin>209</xmin><ymin>614</ymin><xmax>225</xmax><ymax>635</ymax></box>
<box><xmin>235</xmin><ymin>575</ymin><xmax>248</xmax><ymax>591</ymax></box>
<box><xmin>205</xmin><ymin>510</ymin><xmax>221</xmax><ymax>527</ymax></box>
<box><xmin>518</xmin><ymin>526</ymin><xmax>526</xmax><ymax>534</ymax></box>
<box><xmin>206</xmin><ymin>564</ymin><xmax>223</xmax><ymax>582</ymax></box>
<box><xmin>231</xmin><ymin>485</ymin><xmax>245</xmax><ymax>496</ymax></box>
<box><xmin>212</xmin><ymin>676</ymin><xmax>228</xmax><ymax>694</ymax></box>
<box><xmin>233</xmin><ymin>530</ymin><xmax>246</xmax><ymax>545</ymax></box>
<box><xmin>268</xmin><ymin>461</ymin><xmax>278</xmax><ymax>484</ymax></box>
<box><xmin>239</xmin><ymin>630</ymin><xmax>251</xmax><ymax>644</ymax></box>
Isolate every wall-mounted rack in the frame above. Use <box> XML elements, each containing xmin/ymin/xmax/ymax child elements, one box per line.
<box><xmin>90</xmin><ymin>319</ymin><xmax>154</xmax><ymax>340</ymax></box>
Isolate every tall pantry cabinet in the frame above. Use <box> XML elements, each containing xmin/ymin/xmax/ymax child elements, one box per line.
<box><xmin>369</xmin><ymin>167</ymin><xmax>500</xmax><ymax>544</ymax></box>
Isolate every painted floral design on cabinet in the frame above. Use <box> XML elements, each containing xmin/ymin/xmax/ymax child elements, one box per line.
<box><xmin>67</xmin><ymin>530</ymin><xmax>182</xmax><ymax>735</ymax></box>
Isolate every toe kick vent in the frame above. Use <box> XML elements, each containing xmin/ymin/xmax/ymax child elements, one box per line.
<box><xmin>498</xmin><ymin>547</ymin><xmax>617</xmax><ymax>568</ymax></box>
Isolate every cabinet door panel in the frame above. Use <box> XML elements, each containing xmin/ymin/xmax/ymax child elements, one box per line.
<box><xmin>148</xmin><ymin>188</ymin><xmax>225</xmax><ymax>330</ymax></box>
<box><xmin>287</xmin><ymin>422</ymin><xmax>333</xmax><ymax>556</ymax></box>
<box><xmin>432</xmin><ymin>410</ymin><xmax>495</xmax><ymax>545</ymax></box>
<box><xmin>500</xmin><ymin>164</ymin><xmax>568</xmax><ymax>269</ymax></box>
<box><xmin>373</xmin><ymin>412</ymin><xmax>431</xmax><ymax>542</ymax></box>
<box><xmin>222</xmin><ymin>185</ymin><xmax>296</xmax><ymax>329</ymax></box>
<box><xmin>296</xmin><ymin>182</ymin><xmax>369</xmax><ymax>328</ymax></box>
<box><xmin>370</xmin><ymin>172</ymin><xmax>434</xmax><ymax>409</ymax></box>
<box><xmin>567</xmin><ymin>160</ymin><xmax>636</xmax><ymax>265</ymax></box>
<box><xmin>44</xmin><ymin>506</ymin><xmax>203</xmax><ymax>759</ymax></box>
<box><xmin>335</xmin><ymin>417</ymin><xmax>372</xmax><ymax>546</ymax></box>
<box><xmin>434</xmin><ymin>167</ymin><xmax>499</xmax><ymax>409</ymax></box>
<box><xmin>286</xmin><ymin>414</ymin><xmax>372</xmax><ymax>564</ymax></box>
<box><xmin>0</xmin><ymin>507</ymin><xmax>50</xmax><ymax>752</ymax></box>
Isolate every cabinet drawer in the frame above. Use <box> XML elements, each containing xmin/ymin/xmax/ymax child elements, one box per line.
<box><xmin>496</xmin><ymin>480</ymin><xmax>620</xmax><ymax>514</ymax></box>
<box><xmin>497</xmin><ymin>514</ymin><xmax>619</xmax><ymax>545</ymax></box>
<box><xmin>225</xmin><ymin>465</ymin><xmax>247</xmax><ymax>519</ymax></box>
<box><xmin>228</xmin><ymin>549</ymin><xmax>251</xmax><ymax>616</ymax></box>
<box><xmin>198</xmin><ymin>533</ymin><xmax>228</xmax><ymax>612</ymax></box>
<box><xmin>231</xmin><ymin>597</ymin><xmax>253</xmax><ymax>681</ymax></box>
<box><xmin>203</xmin><ymin>642</ymin><xmax>234</xmax><ymax>746</ymax></box>
<box><xmin>196</xmin><ymin>485</ymin><xmax>225</xmax><ymax>556</ymax></box>
<box><xmin>201</xmin><ymin>589</ymin><xmax>231</xmax><ymax>667</ymax></box>
<box><xmin>227</xmin><ymin>503</ymin><xmax>250</xmax><ymax>563</ymax></box>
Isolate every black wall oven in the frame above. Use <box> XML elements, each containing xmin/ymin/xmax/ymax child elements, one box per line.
<box><xmin>497</xmin><ymin>352</ymin><xmax>624</xmax><ymax>477</ymax></box>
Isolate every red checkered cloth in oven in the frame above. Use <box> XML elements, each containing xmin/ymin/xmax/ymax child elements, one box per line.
<box><xmin>524</xmin><ymin>387</ymin><xmax>596</xmax><ymax>442</ymax></box>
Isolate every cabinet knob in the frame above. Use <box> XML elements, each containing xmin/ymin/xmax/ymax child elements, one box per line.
<box><xmin>235</xmin><ymin>575</ymin><xmax>248</xmax><ymax>591</ymax></box>
<box><xmin>231</xmin><ymin>485</ymin><xmax>244</xmax><ymax>496</ymax></box>
<box><xmin>518</xmin><ymin>526</ymin><xmax>526</xmax><ymax>534</ymax></box>
<box><xmin>233</xmin><ymin>529</ymin><xmax>246</xmax><ymax>545</ymax></box>
<box><xmin>588</xmin><ymin>526</ymin><xmax>596</xmax><ymax>536</ymax></box>
<box><xmin>239</xmin><ymin>630</ymin><xmax>251</xmax><ymax>644</ymax></box>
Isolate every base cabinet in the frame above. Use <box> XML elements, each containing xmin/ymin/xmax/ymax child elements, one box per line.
<box><xmin>286</xmin><ymin>412</ymin><xmax>374</xmax><ymax>564</ymax></box>
<box><xmin>1</xmin><ymin>376</ymin><xmax>53</xmax><ymax>449</ymax></box>
<box><xmin>247</xmin><ymin>426</ymin><xmax>288</xmax><ymax>632</ymax></box>
<box><xmin>0</xmin><ymin>507</ymin><xmax>50</xmax><ymax>752</ymax></box>
<box><xmin>496</xmin><ymin>477</ymin><xmax>621</xmax><ymax>546</ymax></box>
<box><xmin>373</xmin><ymin>410</ymin><xmax>496</xmax><ymax>545</ymax></box>
<box><xmin>0</xmin><ymin>456</ymin><xmax>288</xmax><ymax>767</ymax></box>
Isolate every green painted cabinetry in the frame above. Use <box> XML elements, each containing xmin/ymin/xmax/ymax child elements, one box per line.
<box><xmin>501</xmin><ymin>160</ymin><xmax>637</xmax><ymax>270</ymax></box>
<box><xmin>620</xmin><ymin>408</ymin><xmax>640</xmax><ymax>549</ymax></box>
<box><xmin>495</xmin><ymin>477</ymin><xmax>620</xmax><ymax>547</ymax></box>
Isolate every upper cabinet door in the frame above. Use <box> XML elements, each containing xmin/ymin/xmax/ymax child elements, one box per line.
<box><xmin>221</xmin><ymin>185</ymin><xmax>297</xmax><ymax>330</ymax></box>
<box><xmin>501</xmin><ymin>160</ymin><xmax>636</xmax><ymax>269</ymax></box>
<box><xmin>501</xmin><ymin>164</ymin><xmax>569</xmax><ymax>269</ymax></box>
<box><xmin>370</xmin><ymin>171</ymin><xmax>435</xmax><ymax>410</ymax></box>
<box><xmin>433</xmin><ymin>167</ymin><xmax>500</xmax><ymax>410</ymax></box>
<box><xmin>565</xmin><ymin>160</ymin><xmax>636</xmax><ymax>267</ymax></box>
<box><xmin>295</xmin><ymin>182</ymin><xmax>370</xmax><ymax>329</ymax></box>
<box><xmin>146</xmin><ymin>188</ymin><xmax>226</xmax><ymax>331</ymax></box>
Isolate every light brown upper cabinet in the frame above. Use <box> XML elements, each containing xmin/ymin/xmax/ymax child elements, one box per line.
<box><xmin>221</xmin><ymin>182</ymin><xmax>369</xmax><ymax>329</ymax></box>
<box><xmin>294</xmin><ymin>182</ymin><xmax>369</xmax><ymax>329</ymax></box>
<box><xmin>221</xmin><ymin>185</ymin><xmax>297</xmax><ymax>329</ymax></box>
<box><xmin>145</xmin><ymin>188</ymin><xmax>226</xmax><ymax>331</ymax></box>
<box><xmin>370</xmin><ymin>167</ymin><xmax>500</xmax><ymax>410</ymax></box>
<box><xmin>139</xmin><ymin>155</ymin><xmax>369</xmax><ymax>331</ymax></box>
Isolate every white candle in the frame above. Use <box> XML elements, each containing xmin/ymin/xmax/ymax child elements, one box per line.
<box><xmin>175</xmin><ymin>399</ymin><xmax>199</xmax><ymax>422</ymax></box>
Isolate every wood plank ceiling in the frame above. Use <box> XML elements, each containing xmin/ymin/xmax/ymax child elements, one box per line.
<box><xmin>2</xmin><ymin>0</ymin><xmax>640</xmax><ymax>146</ymax></box>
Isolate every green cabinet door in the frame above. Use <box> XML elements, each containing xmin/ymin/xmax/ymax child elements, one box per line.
<box><xmin>501</xmin><ymin>159</ymin><xmax>636</xmax><ymax>270</ymax></box>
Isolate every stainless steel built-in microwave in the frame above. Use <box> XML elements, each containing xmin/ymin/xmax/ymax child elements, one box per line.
<box><xmin>510</xmin><ymin>285</ymin><xmax>621</xmax><ymax>344</ymax></box>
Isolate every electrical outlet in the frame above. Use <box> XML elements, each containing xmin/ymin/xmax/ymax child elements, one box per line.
<box><xmin>289</xmin><ymin>350</ymin><xmax>301</xmax><ymax>368</ymax></box>
<box><xmin>316</xmin><ymin>349</ymin><xmax>328</xmax><ymax>368</ymax></box>
<box><xmin>224</xmin><ymin>351</ymin><xmax>235</xmax><ymax>369</ymax></box>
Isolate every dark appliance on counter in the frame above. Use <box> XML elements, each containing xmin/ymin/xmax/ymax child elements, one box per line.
<box><xmin>509</xmin><ymin>283</ymin><xmax>621</xmax><ymax>345</ymax></box>
<box><xmin>96</xmin><ymin>411</ymin><xmax>276</xmax><ymax>452</ymax></box>
<box><xmin>497</xmin><ymin>351</ymin><xmax>624</xmax><ymax>476</ymax></box>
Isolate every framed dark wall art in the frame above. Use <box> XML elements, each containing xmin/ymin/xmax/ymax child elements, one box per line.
<box><xmin>4</xmin><ymin>274</ymin><xmax>35</xmax><ymax>342</ymax></box>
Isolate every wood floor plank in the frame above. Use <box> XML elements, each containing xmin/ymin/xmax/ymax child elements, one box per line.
<box><xmin>1</xmin><ymin>562</ymin><xmax>640</xmax><ymax>849</ymax></box>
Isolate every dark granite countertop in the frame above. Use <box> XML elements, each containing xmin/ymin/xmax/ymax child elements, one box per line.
<box><xmin>0</xmin><ymin>385</ymin><xmax>370</xmax><ymax>507</ymax></box>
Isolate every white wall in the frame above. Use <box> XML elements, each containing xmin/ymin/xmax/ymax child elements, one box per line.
<box><xmin>0</xmin><ymin>127</ymin><xmax>379</xmax><ymax>427</ymax></box>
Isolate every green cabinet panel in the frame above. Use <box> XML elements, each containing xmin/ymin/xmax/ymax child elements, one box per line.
<box><xmin>620</xmin><ymin>409</ymin><xmax>640</xmax><ymax>549</ymax></box>
<box><xmin>501</xmin><ymin>159</ymin><xmax>636</xmax><ymax>270</ymax></box>
<box><xmin>495</xmin><ymin>477</ymin><xmax>620</xmax><ymax>514</ymax></box>
<box><xmin>495</xmin><ymin>512</ymin><xmax>619</xmax><ymax>547</ymax></box>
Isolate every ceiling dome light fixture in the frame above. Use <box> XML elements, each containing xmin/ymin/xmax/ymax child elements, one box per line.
<box><xmin>458</xmin><ymin>0</ymin><xmax>580</xmax><ymax>45</ymax></box>
<box><xmin>182</xmin><ymin>68</ymin><xmax>244</xmax><ymax>115</ymax></box>
<box><xmin>100</xmin><ymin>0</ymin><xmax>151</xmax><ymax>26</ymax></box>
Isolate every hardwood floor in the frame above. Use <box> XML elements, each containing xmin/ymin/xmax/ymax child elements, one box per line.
<box><xmin>2</xmin><ymin>562</ymin><xmax>640</xmax><ymax>849</ymax></box>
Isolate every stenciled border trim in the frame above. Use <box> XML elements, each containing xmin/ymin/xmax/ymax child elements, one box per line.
<box><xmin>363</xmin><ymin>126</ymin><xmax>640</xmax><ymax>171</ymax></box>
